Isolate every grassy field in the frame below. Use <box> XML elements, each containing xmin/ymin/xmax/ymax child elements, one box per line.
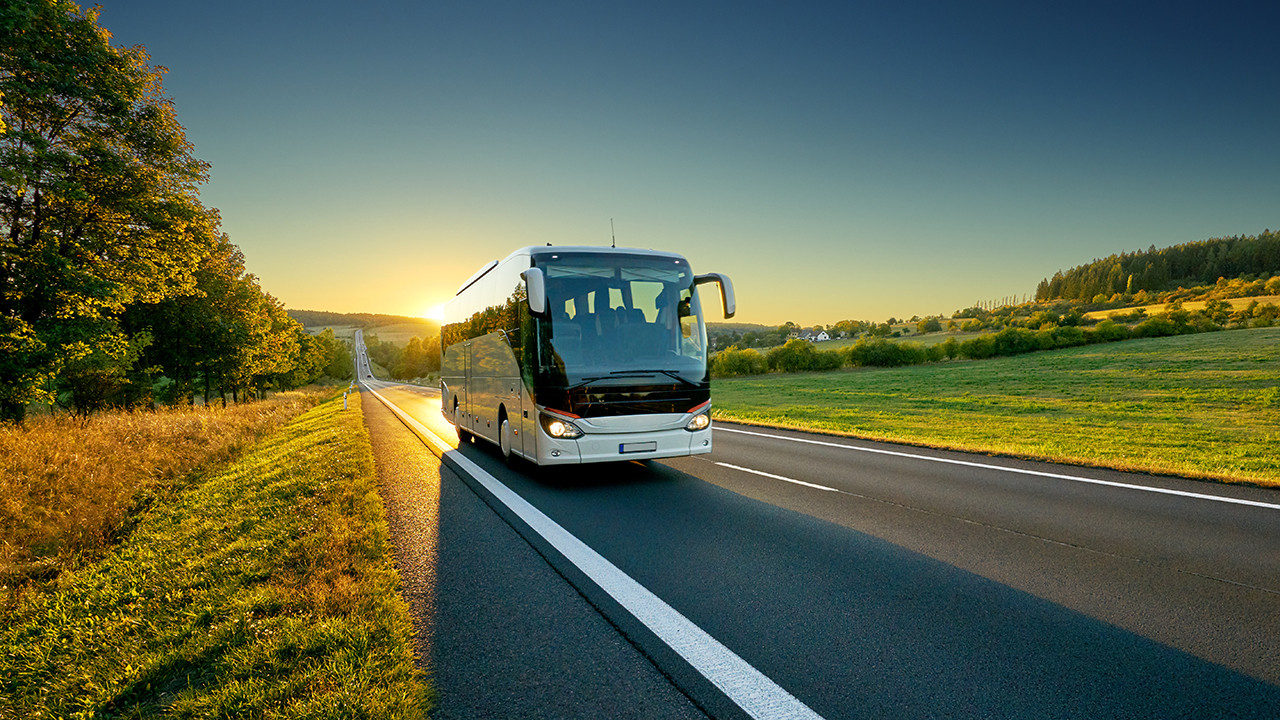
<box><xmin>310</xmin><ymin>321</ymin><xmax>436</xmax><ymax>345</ymax></box>
<box><xmin>712</xmin><ymin>327</ymin><xmax>1280</xmax><ymax>486</ymax></box>
<box><xmin>1083</xmin><ymin>295</ymin><xmax>1280</xmax><ymax>320</ymax></box>
<box><xmin>1</xmin><ymin>393</ymin><xmax>431</xmax><ymax>718</ymax></box>
<box><xmin>1</xmin><ymin>390</ymin><xmax>330</xmax><ymax>584</ymax></box>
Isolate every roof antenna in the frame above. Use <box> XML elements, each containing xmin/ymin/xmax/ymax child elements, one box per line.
<box><xmin>610</xmin><ymin>218</ymin><xmax>616</xmax><ymax>248</ymax></box>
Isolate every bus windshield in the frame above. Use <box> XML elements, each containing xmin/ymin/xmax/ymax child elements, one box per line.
<box><xmin>536</xmin><ymin>252</ymin><xmax>708</xmax><ymax>388</ymax></box>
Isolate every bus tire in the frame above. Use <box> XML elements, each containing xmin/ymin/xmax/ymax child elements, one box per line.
<box><xmin>453</xmin><ymin>398</ymin><xmax>470</xmax><ymax>443</ymax></box>
<box><xmin>499</xmin><ymin>417</ymin><xmax>514</xmax><ymax>464</ymax></box>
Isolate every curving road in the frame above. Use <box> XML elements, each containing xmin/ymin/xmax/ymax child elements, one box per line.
<box><xmin>356</xmin><ymin>337</ymin><xmax>1280</xmax><ymax>718</ymax></box>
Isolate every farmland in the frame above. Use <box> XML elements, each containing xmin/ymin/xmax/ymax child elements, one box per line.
<box><xmin>712</xmin><ymin>327</ymin><xmax>1280</xmax><ymax>486</ymax></box>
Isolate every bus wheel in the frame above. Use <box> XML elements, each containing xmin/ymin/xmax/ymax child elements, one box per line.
<box><xmin>499</xmin><ymin>418</ymin><xmax>514</xmax><ymax>463</ymax></box>
<box><xmin>453</xmin><ymin>399</ymin><xmax>470</xmax><ymax>443</ymax></box>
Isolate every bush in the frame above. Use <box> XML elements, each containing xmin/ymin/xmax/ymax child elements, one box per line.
<box><xmin>916</xmin><ymin>317</ymin><xmax>943</xmax><ymax>334</ymax></box>
<box><xmin>938</xmin><ymin>337</ymin><xmax>961</xmax><ymax>359</ymax></box>
<box><xmin>812</xmin><ymin>349</ymin><xmax>844</xmax><ymax>371</ymax></box>
<box><xmin>766</xmin><ymin>339</ymin><xmax>820</xmax><ymax>373</ymax></box>
<box><xmin>989</xmin><ymin>327</ymin><xmax>1039</xmax><ymax>355</ymax></box>
<box><xmin>1049</xmin><ymin>325</ymin><xmax>1087</xmax><ymax>348</ymax></box>
<box><xmin>1089</xmin><ymin>319</ymin><xmax>1131</xmax><ymax>342</ymax></box>
<box><xmin>711</xmin><ymin>346</ymin><xmax>768</xmax><ymax>377</ymax></box>
<box><xmin>843</xmin><ymin>339</ymin><xmax>928</xmax><ymax>367</ymax></box>
<box><xmin>1130</xmin><ymin>316</ymin><xmax>1177</xmax><ymax>338</ymax></box>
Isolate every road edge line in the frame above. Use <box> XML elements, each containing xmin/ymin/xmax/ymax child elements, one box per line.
<box><xmin>362</xmin><ymin>383</ymin><xmax>826</xmax><ymax>720</ymax></box>
<box><xmin>717</xmin><ymin>426</ymin><xmax>1280</xmax><ymax>511</ymax></box>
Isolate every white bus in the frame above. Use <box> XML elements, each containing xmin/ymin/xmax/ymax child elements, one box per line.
<box><xmin>441</xmin><ymin>246</ymin><xmax>734</xmax><ymax>465</ymax></box>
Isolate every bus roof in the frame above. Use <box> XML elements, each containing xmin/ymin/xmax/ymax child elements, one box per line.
<box><xmin>458</xmin><ymin>246</ymin><xmax>692</xmax><ymax>296</ymax></box>
<box><xmin>519</xmin><ymin>245</ymin><xmax>688</xmax><ymax>262</ymax></box>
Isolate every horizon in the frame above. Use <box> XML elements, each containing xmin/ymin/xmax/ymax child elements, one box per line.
<box><xmin>98</xmin><ymin>1</ymin><xmax>1280</xmax><ymax>326</ymax></box>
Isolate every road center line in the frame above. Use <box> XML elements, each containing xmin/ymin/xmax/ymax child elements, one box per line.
<box><xmin>365</xmin><ymin>385</ymin><xmax>825</xmax><ymax>720</ymax></box>
<box><xmin>716</xmin><ymin>427</ymin><xmax>1280</xmax><ymax>511</ymax></box>
<box><xmin>715</xmin><ymin>462</ymin><xmax>840</xmax><ymax>492</ymax></box>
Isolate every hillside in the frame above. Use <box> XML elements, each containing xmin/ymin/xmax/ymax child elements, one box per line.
<box><xmin>712</xmin><ymin>327</ymin><xmax>1280</xmax><ymax>486</ymax></box>
<box><xmin>289</xmin><ymin>310</ymin><xmax>439</xmax><ymax>336</ymax></box>
<box><xmin>1035</xmin><ymin>231</ymin><xmax>1280</xmax><ymax>302</ymax></box>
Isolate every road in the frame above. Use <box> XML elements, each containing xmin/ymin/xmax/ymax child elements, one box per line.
<box><xmin>354</xmin><ymin>333</ymin><xmax>1280</xmax><ymax>718</ymax></box>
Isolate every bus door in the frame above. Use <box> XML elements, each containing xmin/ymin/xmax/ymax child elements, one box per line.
<box><xmin>461</xmin><ymin>341</ymin><xmax>472</xmax><ymax>432</ymax></box>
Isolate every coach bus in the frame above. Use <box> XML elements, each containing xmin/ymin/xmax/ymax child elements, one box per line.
<box><xmin>440</xmin><ymin>245</ymin><xmax>734</xmax><ymax>465</ymax></box>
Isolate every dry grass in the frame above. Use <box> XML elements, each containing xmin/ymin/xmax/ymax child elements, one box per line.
<box><xmin>1083</xmin><ymin>295</ymin><xmax>1280</xmax><ymax>320</ymax></box>
<box><xmin>0</xmin><ymin>392</ymin><xmax>431</xmax><ymax>717</ymax></box>
<box><xmin>0</xmin><ymin>389</ymin><xmax>333</xmax><ymax>585</ymax></box>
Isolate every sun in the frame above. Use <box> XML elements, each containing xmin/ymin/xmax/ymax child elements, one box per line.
<box><xmin>423</xmin><ymin>303</ymin><xmax>446</xmax><ymax>322</ymax></box>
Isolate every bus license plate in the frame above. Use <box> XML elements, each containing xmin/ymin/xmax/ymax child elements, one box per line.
<box><xmin>619</xmin><ymin>442</ymin><xmax>658</xmax><ymax>454</ymax></box>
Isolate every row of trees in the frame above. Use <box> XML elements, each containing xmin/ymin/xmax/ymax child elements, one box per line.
<box><xmin>1034</xmin><ymin>231</ymin><xmax>1280</xmax><ymax>302</ymax></box>
<box><xmin>364</xmin><ymin>334</ymin><xmax>441</xmax><ymax>381</ymax></box>
<box><xmin>712</xmin><ymin>300</ymin><xmax>1280</xmax><ymax>378</ymax></box>
<box><xmin>714</xmin><ymin>268</ymin><xmax>1280</xmax><ymax>353</ymax></box>
<box><xmin>1</xmin><ymin>1</ymin><xmax>346</xmax><ymax>421</ymax></box>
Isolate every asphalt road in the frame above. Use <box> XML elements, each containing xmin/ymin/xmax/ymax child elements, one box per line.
<box><xmin>359</xmin><ymin>370</ymin><xmax>1280</xmax><ymax>719</ymax></box>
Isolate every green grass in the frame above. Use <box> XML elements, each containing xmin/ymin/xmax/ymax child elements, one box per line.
<box><xmin>308</xmin><ymin>322</ymin><xmax>436</xmax><ymax>346</ymax></box>
<box><xmin>712</xmin><ymin>327</ymin><xmax>1280</xmax><ymax>486</ymax></box>
<box><xmin>0</xmin><ymin>393</ymin><xmax>432</xmax><ymax>718</ymax></box>
<box><xmin>1083</xmin><ymin>294</ymin><xmax>1280</xmax><ymax>320</ymax></box>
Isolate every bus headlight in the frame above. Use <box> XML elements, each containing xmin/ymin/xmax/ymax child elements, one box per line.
<box><xmin>540</xmin><ymin>412</ymin><xmax>583</xmax><ymax>439</ymax></box>
<box><xmin>685</xmin><ymin>411</ymin><xmax>711</xmax><ymax>432</ymax></box>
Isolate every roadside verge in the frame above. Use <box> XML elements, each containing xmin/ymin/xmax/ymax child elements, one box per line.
<box><xmin>0</xmin><ymin>393</ymin><xmax>432</xmax><ymax>718</ymax></box>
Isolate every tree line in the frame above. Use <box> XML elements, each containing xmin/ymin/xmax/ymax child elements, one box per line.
<box><xmin>0</xmin><ymin>1</ymin><xmax>348</xmax><ymax>422</ymax></box>
<box><xmin>363</xmin><ymin>333</ymin><xmax>441</xmax><ymax>382</ymax></box>
<box><xmin>287</xmin><ymin>309</ymin><xmax>439</xmax><ymax>334</ymax></box>
<box><xmin>712</xmin><ymin>298</ymin><xmax>1279</xmax><ymax>378</ymax></box>
<box><xmin>1034</xmin><ymin>231</ymin><xmax>1280</xmax><ymax>302</ymax></box>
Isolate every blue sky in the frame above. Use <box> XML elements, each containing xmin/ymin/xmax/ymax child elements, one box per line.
<box><xmin>98</xmin><ymin>1</ymin><xmax>1280</xmax><ymax>325</ymax></box>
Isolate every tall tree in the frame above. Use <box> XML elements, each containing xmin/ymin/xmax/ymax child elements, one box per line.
<box><xmin>1</xmin><ymin>0</ymin><xmax>213</xmax><ymax>420</ymax></box>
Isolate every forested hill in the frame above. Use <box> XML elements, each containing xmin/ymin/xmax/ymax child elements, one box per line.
<box><xmin>287</xmin><ymin>309</ymin><xmax>439</xmax><ymax>333</ymax></box>
<box><xmin>1035</xmin><ymin>231</ymin><xmax>1280</xmax><ymax>302</ymax></box>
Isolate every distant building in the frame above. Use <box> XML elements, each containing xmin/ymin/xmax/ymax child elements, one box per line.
<box><xmin>799</xmin><ymin>330</ymin><xmax>830</xmax><ymax>342</ymax></box>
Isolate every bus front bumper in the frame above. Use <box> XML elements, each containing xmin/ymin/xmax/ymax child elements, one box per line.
<box><xmin>534</xmin><ymin>426</ymin><xmax>713</xmax><ymax>465</ymax></box>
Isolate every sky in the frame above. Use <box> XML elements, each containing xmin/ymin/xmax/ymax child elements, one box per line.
<box><xmin>97</xmin><ymin>0</ymin><xmax>1280</xmax><ymax>326</ymax></box>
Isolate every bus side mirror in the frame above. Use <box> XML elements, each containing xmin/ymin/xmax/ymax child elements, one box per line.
<box><xmin>523</xmin><ymin>268</ymin><xmax>547</xmax><ymax>315</ymax></box>
<box><xmin>695</xmin><ymin>273</ymin><xmax>735</xmax><ymax>319</ymax></box>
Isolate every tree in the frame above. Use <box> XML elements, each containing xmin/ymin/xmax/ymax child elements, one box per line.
<box><xmin>916</xmin><ymin>317</ymin><xmax>942</xmax><ymax>334</ymax></box>
<box><xmin>1</xmin><ymin>0</ymin><xmax>213</xmax><ymax>420</ymax></box>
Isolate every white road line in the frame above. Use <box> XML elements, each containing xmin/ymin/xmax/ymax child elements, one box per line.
<box><xmin>716</xmin><ymin>462</ymin><xmax>840</xmax><ymax>493</ymax></box>
<box><xmin>716</xmin><ymin>426</ymin><xmax>1280</xmax><ymax>511</ymax></box>
<box><xmin>364</xmin><ymin>385</ymin><xmax>825</xmax><ymax>720</ymax></box>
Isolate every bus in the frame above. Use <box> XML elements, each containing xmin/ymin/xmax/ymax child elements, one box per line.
<box><xmin>440</xmin><ymin>245</ymin><xmax>735</xmax><ymax>465</ymax></box>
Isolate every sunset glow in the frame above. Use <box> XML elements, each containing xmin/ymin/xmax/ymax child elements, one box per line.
<box><xmin>98</xmin><ymin>2</ymin><xmax>1279</xmax><ymax>325</ymax></box>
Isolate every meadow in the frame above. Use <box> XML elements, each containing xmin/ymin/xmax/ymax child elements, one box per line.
<box><xmin>309</xmin><ymin>320</ymin><xmax>436</xmax><ymax>346</ymax></box>
<box><xmin>0</xmin><ymin>393</ymin><xmax>430</xmax><ymax>717</ymax></box>
<box><xmin>1</xmin><ymin>390</ymin><xmax>328</xmax><ymax>585</ymax></box>
<box><xmin>1083</xmin><ymin>294</ymin><xmax>1280</xmax><ymax>320</ymax></box>
<box><xmin>712</xmin><ymin>327</ymin><xmax>1280</xmax><ymax>486</ymax></box>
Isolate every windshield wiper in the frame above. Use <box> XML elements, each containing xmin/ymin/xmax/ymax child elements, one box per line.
<box><xmin>567</xmin><ymin>370</ymin><xmax>698</xmax><ymax>390</ymax></box>
<box><xmin>610</xmin><ymin>369</ymin><xmax>698</xmax><ymax>387</ymax></box>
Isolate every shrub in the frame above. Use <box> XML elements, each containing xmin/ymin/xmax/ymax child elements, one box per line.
<box><xmin>989</xmin><ymin>327</ymin><xmax>1039</xmax><ymax>356</ymax></box>
<box><xmin>1049</xmin><ymin>325</ymin><xmax>1087</xmax><ymax>348</ymax></box>
<box><xmin>812</xmin><ymin>349</ymin><xmax>844</xmax><ymax>371</ymax></box>
<box><xmin>938</xmin><ymin>337</ymin><xmax>960</xmax><ymax>360</ymax></box>
<box><xmin>1130</xmin><ymin>316</ymin><xmax>1177</xmax><ymax>338</ymax></box>
<box><xmin>1089</xmin><ymin>319</ymin><xmax>1131</xmax><ymax>342</ymax></box>
<box><xmin>711</xmin><ymin>346</ymin><xmax>768</xmax><ymax>377</ymax></box>
<box><xmin>766</xmin><ymin>339</ymin><xmax>820</xmax><ymax>373</ymax></box>
<box><xmin>844</xmin><ymin>339</ymin><xmax>928</xmax><ymax>367</ymax></box>
<box><xmin>959</xmin><ymin>334</ymin><xmax>996</xmax><ymax>359</ymax></box>
<box><xmin>916</xmin><ymin>317</ymin><xmax>943</xmax><ymax>334</ymax></box>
